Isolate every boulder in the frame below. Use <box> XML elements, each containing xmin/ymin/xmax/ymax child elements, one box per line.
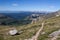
<box><xmin>9</xmin><ymin>29</ymin><xmax>18</xmax><ymax>35</ymax></box>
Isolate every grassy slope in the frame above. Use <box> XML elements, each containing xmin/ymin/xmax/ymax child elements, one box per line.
<box><xmin>0</xmin><ymin>22</ymin><xmax>42</xmax><ymax>40</ymax></box>
<box><xmin>38</xmin><ymin>16</ymin><xmax>60</xmax><ymax>40</ymax></box>
<box><xmin>0</xmin><ymin>16</ymin><xmax>60</xmax><ymax>40</ymax></box>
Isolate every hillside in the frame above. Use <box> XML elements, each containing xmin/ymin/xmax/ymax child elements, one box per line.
<box><xmin>0</xmin><ymin>10</ymin><xmax>60</xmax><ymax>40</ymax></box>
<box><xmin>0</xmin><ymin>13</ymin><xmax>60</xmax><ymax>40</ymax></box>
<box><xmin>0</xmin><ymin>13</ymin><xmax>32</xmax><ymax>26</ymax></box>
<box><xmin>38</xmin><ymin>16</ymin><xmax>60</xmax><ymax>40</ymax></box>
<box><xmin>0</xmin><ymin>11</ymin><xmax>48</xmax><ymax>26</ymax></box>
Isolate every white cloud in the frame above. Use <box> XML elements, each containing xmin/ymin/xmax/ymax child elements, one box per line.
<box><xmin>12</xmin><ymin>3</ymin><xmax>18</xmax><ymax>7</ymax></box>
<box><xmin>49</xmin><ymin>6</ymin><xmax>55</xmax><ymax>8</ymax></box>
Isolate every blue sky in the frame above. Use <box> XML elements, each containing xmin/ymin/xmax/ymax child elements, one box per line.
<box><xmin>0</xmin><ymin>0</ymin><xmax>60</xmax><ymax>12</ymax></box>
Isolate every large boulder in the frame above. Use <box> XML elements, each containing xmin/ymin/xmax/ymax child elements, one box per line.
<box><xmin>9</xmin><ymin>29</ymin><xmax>18</xmax><ymax>35</ymax></box>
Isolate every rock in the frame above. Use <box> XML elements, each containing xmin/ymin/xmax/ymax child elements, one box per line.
<box><xmin>49</xmin><ymin>30</ymin><xmax>60</xmax><ymax>37</ymax></box>
<box><xmin>41</xmin><ymin>32</ymin><xmax>46</xmax><ymax>35</ymax></box>
<box><xmin>25</xmin><ymin>38</ymin><xmax>33</xmax><ymax>40</ymax></box>
<box><xmin>9</xmin><ymin>29</ymin><xmax>18</xmax><ymax>35</ymax></box>
<box><xmin>56</xmin><ymin>15</ymin><xmax>59</xmax><ymax>17</ymax></box>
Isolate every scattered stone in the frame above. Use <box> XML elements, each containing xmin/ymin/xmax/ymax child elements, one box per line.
<box><xmin>49</xmin><ymin>30</ymin><xmax>60</xmax><ymax>37</ymax></box>
<box><xmin>41</xmin><ymin>32</ymin><xmax>46</xmax><ymax>35</ymax></box>
<box><xmin>56</xmin><ymin>15</ymin><xmax>59</xmax><ymax>17</ymax></box>
<box><xmin>9</xmin><ymin>29</ymin><xmax>18</xmax><ymax>35</ymax></box>
<box><xmin>25</xmin><ymin>38</ymin><xmax>33</xmax><ymax>40</ymax></box>
<box><xmin>19</xmin><ymin>31</ymin><xmax>23</xmax><ymax>34</ymax></box>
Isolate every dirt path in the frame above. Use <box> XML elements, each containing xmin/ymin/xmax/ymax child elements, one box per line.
<box><xmin>27</xmin><ymin>22</ymin><xmax>44</xmax><ymax>40</ymax></box>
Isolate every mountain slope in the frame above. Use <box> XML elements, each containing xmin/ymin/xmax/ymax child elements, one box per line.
<box><xmin>0</xmin><ymin>14</ymin><xmax>60</xmax><ymax>40</ymax></box>
<box><xmin>38</xmin><ymin>15</ymin><xmax>60</xmax><ymax>40</ymax></box>
<box><xmin>0</xmin><ymin>11</ymin><xmax>60</xmax><ymax>40</ymax></box>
